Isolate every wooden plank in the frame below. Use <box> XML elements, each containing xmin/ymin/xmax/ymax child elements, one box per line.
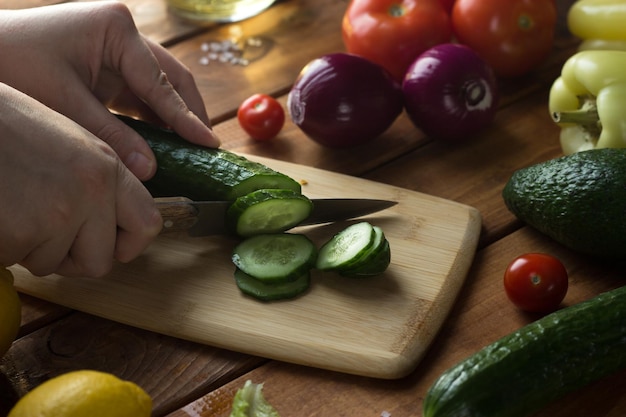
<box><xmin>166</xmin><ymin>0</ymin><xmax>349</xmax><ymax>122</ymax></box>
<box><xmin>110</xmin><ymin>0</ymin><xmax>211</xmax><ymax>46</ymax></box>
<box><xmin>165</xmin><ymin>0</ymin><xmax>577</xmax><ymax>122</ymax></box>
<box><xmin>0</xmin><ymin>0</ymin><xmax>212</xmax><ymax>45</ymax></box>
<box><xmin>364</xmin><ymin>87</ymin><xmax>565</xmax><ymax>247</ymax></box>
<box><xmin>16</xmin><ymin>294</ymin><xmax>71</xmax><ymax>337</ymax></box>
<box><xmin>204</xmin><ymin>15</ymin><xmax>578</xmax><ymax>181</ymax></box>
<box><xmin>214</xmin><ymin>96</ymin><xmax>429</xmax><ymax>175</ymax></box>
<box><xmin>216</xmin><ymin>78</ymin><xmax>566</xmax><ymax>250</ymax></box>
<box><xmin>0</xmin><ymin>312</ymin><xmax>266</xmax><ymax>416</ymax></box>
<box><xmin>167</xmin><ymin>227</ymin><xmax>626</xmax><ymax>417</ymax></box>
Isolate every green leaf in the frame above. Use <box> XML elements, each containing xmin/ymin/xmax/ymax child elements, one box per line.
<box><xmin>229</xmin><ymin>380</ymin><xmax>281</xmax><ymax>417</ymax></box>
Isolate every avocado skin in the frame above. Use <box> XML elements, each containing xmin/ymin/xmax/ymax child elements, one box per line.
<box><xmin>502</xmin><ymin>148</ymin><xmax>626</xmax><ymax>259</ymax></box>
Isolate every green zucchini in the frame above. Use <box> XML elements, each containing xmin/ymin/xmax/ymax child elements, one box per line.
<box><xmin>118</xmin><ymin>115</ymin><xmax>301</xmax><ymax>201</ymax></box>
<box><xmin>423</xmin><ymin>285</ymin><xmax>626</xmax><ymax>417</ymax></box>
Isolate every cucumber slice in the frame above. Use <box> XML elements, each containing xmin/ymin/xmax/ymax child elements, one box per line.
<box><xmin>232</xmin><ymin>234</ymin><xmax>317</xmax><ymax>283</ymax></box>
<box><xmin>340</xmin><ymin>239</ymin><xmax>391</xmax><ymax>277</ymax></box>
<box><xmin>226</xmin><ymin>189</ymin><xmax>313</xmax><ymax>237</ymax></box>
<box><xmin>339</xmin><ymin>225</ymin><xmax>384</xmax><ymax>267</ymax></box>
<box><xmin>316</xmin><ymin>222</ymin><xmax>376</xmax><ymax>271</ymax></box>
<box><xmin>339</xmin><ymin>227</ymin><xmax>391</xmax><ymax>277</ymax></box>
<box><xmin>234</xmin><ymin>268</ymin><xmax>310</xmax><ymax>301</ymax></box>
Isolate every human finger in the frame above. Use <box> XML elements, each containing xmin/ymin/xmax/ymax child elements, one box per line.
<box><xmin>143</xmin><ymin>37</ymin><xmax>211</xmax><ymax>126</ymax></box>
<box><xmin>53</xmin><ymin>71</ymin><xmax>159</xmax><ymax>181</ymax></box>
<box><xmin>112</xmin><ymin>165</ymin><xmax>163</xmax><ymax>264</ymax></box>
<box><xmin>18</xmin><ymin>233</ymin><xmax>77</xmax><ymax>277</ymax></box>
<box><xmin>111</xmin><ymin>26</ymin><xmax>220</xmax><ymax>148</ymax></box>
<box><xmin>53</xmin><ymin>199</ymin><xmax>118</xmax><ymax>278</ymax></box>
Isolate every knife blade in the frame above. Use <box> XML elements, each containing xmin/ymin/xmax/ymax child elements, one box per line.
<box><xmin>156</xmin><ymin>196</ymin><xmax>397</xmax><ymax>236</ymax></box>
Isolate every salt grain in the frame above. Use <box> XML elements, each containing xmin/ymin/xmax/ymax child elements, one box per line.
<box><xmin>197</xmin><ymin>37</ymin><xmax>268</xmax><ymax>67</ymax></box>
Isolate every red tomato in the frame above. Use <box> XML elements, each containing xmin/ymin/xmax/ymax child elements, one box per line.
<box><xmin>439</xmin><ymin>0</ymin><xmax>455</xmax><ymax>14</ymax></box>
<box><xmin>503</xmin><ymin>253</ymin><xmax>568</xmax><ymax>313</ymax></box>
<box><xmin>342</xmin><ymin>0</ymin><xmax>452</xmax><ymax>81</ymax></box>
<box><xmin>237</xmin><ymin>94</ymin><xmax>285</xmax><ymax>141</ymax></box>
<box><xmin>452</xmin><ymin>0</ymin><xmax>557</xmax><ymax>78</ymax></box>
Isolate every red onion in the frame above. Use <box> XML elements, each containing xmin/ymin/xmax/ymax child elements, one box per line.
<box><xmin>288</xmin><ymin>53</ymin><xmax>403</xmax><ymax>148</ymax></box>
<box><xmin>402</xmin><ymin>43</ymin><xmax>498</xmax><ymax>141</ymax></box>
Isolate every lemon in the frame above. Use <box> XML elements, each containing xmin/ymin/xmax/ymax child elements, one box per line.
<box><xmin>0</xmin><ymin>267</ymin><xmax>21</xmax><ymax>358</ymax></box>
<box><xmin>8</xmin><ymin>370</ymin><xmax>152</xmax><ymax>417</ymax></box>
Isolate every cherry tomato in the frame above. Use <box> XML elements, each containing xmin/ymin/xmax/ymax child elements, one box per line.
<box><xmin>342</xmin><ymin>0</ymin><xmax>452</xmax><ymax>81</ymax></box>
<box><xmin>452</xmin><ymin>0</ymin><xmax>557</xmax><ymax>78</ymax></box>
<box><xmin>503</xmin><ymin>253</ymin><xmax>568</xmax><ymax>313</ymax></box>
<box><xmin>237</xmin><ymin>94</ymin><xmax>285</xmax><ymax>141</ymax></box>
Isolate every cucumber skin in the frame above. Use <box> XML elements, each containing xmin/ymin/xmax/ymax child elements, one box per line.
<box><xmin>340</xmin><ymin>239</ymin><xmax>390</xmax><ymax>277</ymax></box>
<box><xmin>423</xmin><ymin>285</ymin><xmax>626</xmax><ymax>417</ymax></box>
<box><xmin>234</xmin><ymin>268</ymin><xmax>311</xmax><ymax>302</ymax></box>
<box><xmin>118</xmin><ymin>115</ymin><xmax>301</xmax><ymax>201</ymax></box>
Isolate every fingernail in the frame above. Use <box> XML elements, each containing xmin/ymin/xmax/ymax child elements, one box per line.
<box><xmin>208</xmin><ymin>129</ymin><xmax>221</xmax><ymax>147</ymax></box>
<box><xmin>149</xmin><ymin>204</ymin><xmax>164</xmax><ymax>234</ymax></box>
<box><xmin>126</xmin><ymin>152</ymin><xmax>154</xmax><ymax>180</ymax></box>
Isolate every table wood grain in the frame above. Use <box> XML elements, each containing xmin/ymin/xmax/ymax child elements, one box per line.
<box><xmin>1</xmin><ymin>0</ymin><xmax>625</xmax><ymax>416</ymax></box>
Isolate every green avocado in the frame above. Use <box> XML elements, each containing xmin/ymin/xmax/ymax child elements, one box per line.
<box><xmin>502</xmin><ymin>148</ymin><xmax>626</xmax><ymax>259</ymax></box>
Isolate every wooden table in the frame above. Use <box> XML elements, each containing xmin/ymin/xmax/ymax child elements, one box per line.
<box><xmin>1</xmin><ymin>0</ymin><xmax>625</xmax><ymax>416</ymax></box>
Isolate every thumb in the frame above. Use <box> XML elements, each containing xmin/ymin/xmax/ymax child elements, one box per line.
<box><xmin>92</xmin><ymin>112</ymin><xmax>157</xmax><ymax>180</ymax></box>
<box><xmin>71</xmin><ymin>92</ymin><xmax>158</xmax><ymax>180</ymax></box>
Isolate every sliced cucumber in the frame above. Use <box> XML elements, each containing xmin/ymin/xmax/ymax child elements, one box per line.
<box><xmin>234</xmin><ymin>268</ymin><xmax>310</xmax><ymax>301</ymax></box>
<box><xmin>226</xmin><ymin>189</ymin><xmax>313</xmax><ymax>237</ymax></box>
<box><xmin>340</xmin><ymin>232</ymin><xmax>391</xmax><ymax>277</ymax></box>
<box><xmin>317</xmin><ymin>223</ymin><xmax>391</xmax><ymax>276</ymax></box>
<box><xmin>232</xmin><ymin>233</ymin><xmax>317</xmax><ymax>283</ymax></box>
<box><xmin>316</xmin><ymin>222</ymin><xmax>376</xmax><ymax>271</ymax></box>
<box><xmin>338</xmin><ymin>226</ymin><xmax>384</xmax><ymax>270</ymax></box>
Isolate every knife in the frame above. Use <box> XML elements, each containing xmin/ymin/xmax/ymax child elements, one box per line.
<box><xmin>156</xmin><ymin>196</ymin><xmax>397</xmax><ymax>236</ymax></box>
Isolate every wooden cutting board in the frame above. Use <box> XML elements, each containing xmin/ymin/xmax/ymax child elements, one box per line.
<box><xmin>11</xmin><ymin>155</ymin><xmax>481</xmax><ymax>379</ymax></box>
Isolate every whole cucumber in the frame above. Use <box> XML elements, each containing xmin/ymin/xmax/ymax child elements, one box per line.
<box><xmin>423</xmin><ymin>285</ymin><xmax>626</xmax><ymax>417</ymax></box>
<box><xmin>118</xmin><ymin>115</ymin><xmax>301</xmax><ymax>201</ymax></box>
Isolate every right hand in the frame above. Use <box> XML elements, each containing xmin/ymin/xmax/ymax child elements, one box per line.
<box><xmin>0</xmin><ymin>83</ymin><xmax>162</xmax><ymax>278</ymax></box>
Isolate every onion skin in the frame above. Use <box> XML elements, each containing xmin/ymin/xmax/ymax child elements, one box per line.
<box><xmin>402</xmin><ymin>43</ymin><xmax>499</xmax><ymax>141</ymax></box>
<box><xmin>288</xmin><ymin>53</ymin><xmax>403</xmax><ymax>148</ymax></box>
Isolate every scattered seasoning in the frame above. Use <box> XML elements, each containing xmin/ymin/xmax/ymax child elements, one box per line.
<box><xmin>299</xmin><ymin>179</ymin><xmax>308</xmax><ymax>186</ymax></box>
<box><xmin>198</xmin><ymin>37</ymin><xmax>273</xmax><ymax>67</ymax></box>
<box><xmin>198</xmin><ymin>39</ymin><xmax>248</xmax><ymax>66</ymax></box>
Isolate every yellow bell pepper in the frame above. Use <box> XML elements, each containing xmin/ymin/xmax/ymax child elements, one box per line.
<box><xmin>549</xmin><ymin>50</ymin><xmax>626</xmax><ymax>154</ymax></box>
<box><xmin>568</xmin><ymin>0</ymin><xmax>626</xmax><ymax>51</ymax></box>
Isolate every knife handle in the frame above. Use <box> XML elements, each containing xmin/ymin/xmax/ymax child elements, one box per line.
<box><xmin>155</xmin><ymin>197</ymin><xmax>199</xmax><ymax>234</ymax></box>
